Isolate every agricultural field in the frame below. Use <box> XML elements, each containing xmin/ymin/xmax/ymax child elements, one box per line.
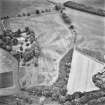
<box><xmin>0</xmin><ymin>12</ymin><xmax>73</xmax><ymax>105</ymax></box>
<box><xmin>70</xmin><ymin>0</ymin><xmax>105</xmax><ymax>10</ymax></box>
<box><xmin>64</xmin><ymin>7</ymin><xmax>105</xmax><ymax>63</ymax></box>
<box><xmin>1</xmin><ymin>0</ymin><xmax>50</xmax><ymax>18</ymax></box>
<box><xmin>0</xmin><ymin>0</ymin><xmax>105</xmax><ymax>105</ymax></box>
<box><xmin>8</xmin><ymin>12</ymin><xmax>73</xmax><ymax>87</ymax></box>
<box><xmin>52</xmin><ymin>0</ymin><xmax>105</xmax><ymax>10</ymax></box>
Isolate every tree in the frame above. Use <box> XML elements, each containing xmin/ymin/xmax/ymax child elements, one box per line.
<box><xmin>65</xmin><ymin>94</ymin><xmax>73</xmax><ymax>101</ymax></box>
<box><xmin>6</xmin><ymin>16</ymin><xmax>9</xmax><ymax>19</ymax></box>
<box><xmin>27</xmin><ymin>13</ymin><xmax>31</xmax><ymax>16</ymax></box>
<box><xmin>4</xmin><ymin>36</ymin><xmax>11</xmax><ymax>45</ymax></box>
<box><xmin>62</xmin><ymin>13</ymin><xmax>72</xmax><ymax>24</ymax></box>
<box><xmin>55</xmin><ymin>5</ymin><xmax>60</xmax><ymax>11</ymax></box>
<box><xmin>17</xmin><ymin>29</ymin><xmax>21</xmax><ymax>34</ymax></box>
<box><xmin>17</xmin><ymin>14</ymin><xmax>21</xmax><ymax>17</ymax></box>
<box><xmin>3</xmin><ymin>17</ymin><xmax>6</xmax><ymax>19</ymax></box>
<box><xmin>25</xmin><ymin>27</ymin><xmax>30</xmax><ymax>32</ymax></box>
<box><xmin>45</xmin><ymin>9</ymin><xmax>49</xmax><ymax>12</ymax></box>
<box><xmin>69</xmin><ymin>25</ymin><xmax>74</xmax><ymax>30</ymax></box>
<box><xmin>23</xmin><ymin>13</ymin><xmax>26</xmax><ymax>16</ymax></box>
<box><xmin>41</xmin><ymin>10</ymin><xmax>45</xmax><ymax>13</ymax></box>
<box><xmin>59</xmin><ymin>95</ymin><xmax>66</xmax><ymax>104</ymax></box>
<box><xmin>55</xmin><ymin>4</ymin><xmax>62</xmax><ymax>11</ymax></box>
<box><xmin>12</xmin><ymin>38</ymin><xmax>18</xmax><ymax>45</ymax></box>
<box><xmin>1</xmin><ymin>17</ymin><xmax>3</xmax><ymax>20</ymax></box>
<box><xmin>6</xmin><ymin>45</ymin><xmax>12</xmax><ymax>52</ymax></box>
<box><xmin>3</xmin><ymin>30</ymin><xmax>11</xmax><ymax>36</ymax></box>
<box><xmin>36</xmin><ymin>10</ymin><xmax>40</xmax><ymax>14</ymax></box>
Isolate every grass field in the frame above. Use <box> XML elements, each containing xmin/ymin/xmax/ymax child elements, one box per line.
<box><xmin>70</xmin><ymin>0</ymin><xmax>105</xmax><ymax>10</ymax></box>
<box><xmin>1</xmin><ymin>0</ymin><xmax>50</xmax><ymax>17</ymax></box>
<box><xmin>64</xmin><ymin>7</ymin><xmax>105</xmax><ymax>63</ymax></box>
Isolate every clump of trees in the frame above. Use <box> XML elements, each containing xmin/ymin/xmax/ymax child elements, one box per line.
<box><xmin>0</xmin><ymin>29</ymin><xmax>15</xmax><ymax>52</ymax></box>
